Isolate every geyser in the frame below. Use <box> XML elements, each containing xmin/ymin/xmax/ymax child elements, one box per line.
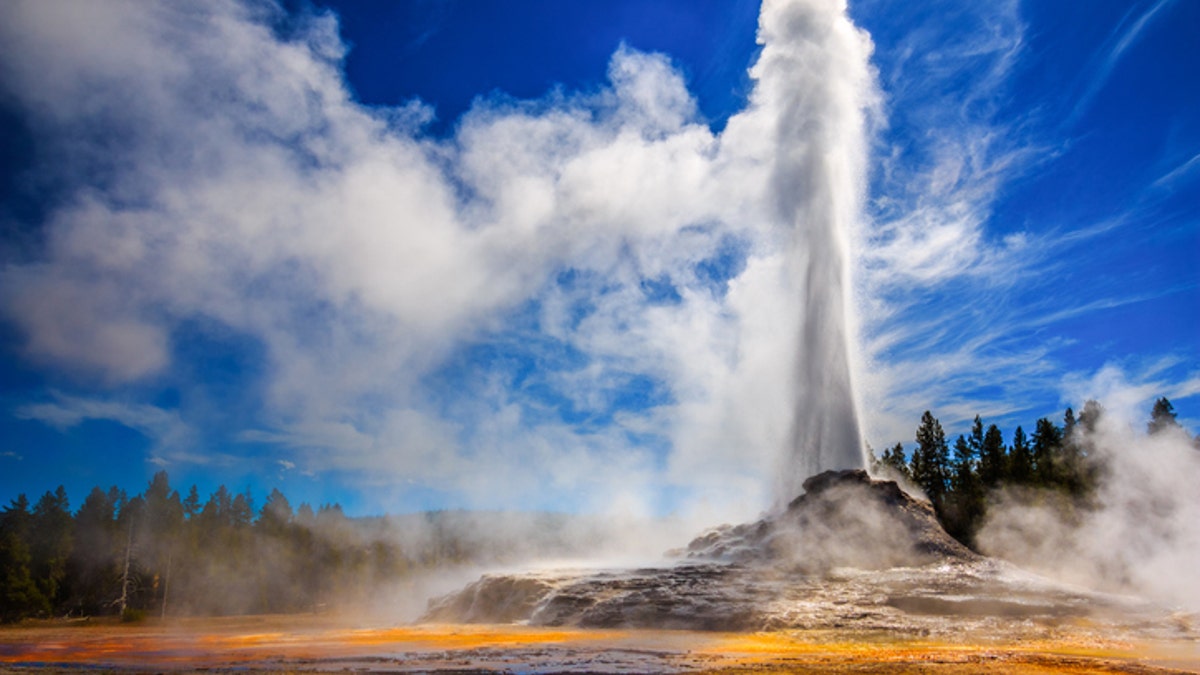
<box><xmin>750</xmin><ymin>0</ymin><xmax>873</xmax><ymax>497</ymax></box>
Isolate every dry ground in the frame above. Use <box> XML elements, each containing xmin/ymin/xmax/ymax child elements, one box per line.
<box><xmin>1</xmin><ymin>615</ymin><xmax>1197</xmax><ymax>674</ymax></box>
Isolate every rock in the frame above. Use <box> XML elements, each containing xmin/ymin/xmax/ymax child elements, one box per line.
<box><xmin>685</xmin><ymin>469</ymin><xmax>976</xmax><ymax>570</ymax></box>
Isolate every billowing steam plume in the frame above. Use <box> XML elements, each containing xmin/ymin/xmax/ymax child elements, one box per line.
<box><xmin>747</xmin><ymin>0</ymin><xmax>874</xmax><ymax>497</ymax></box>
<box><xmin>0</xmin><ymin>0</ymin><xmax>877</xmax><ymax>515</ymax></box>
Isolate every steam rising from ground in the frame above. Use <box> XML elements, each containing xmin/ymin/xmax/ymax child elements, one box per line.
<box><xmin>0</xmin><ymin>0</ymin><xmax>873</xmax><ymax>514</ymax></box>
<box><xmin>978</xmin><ymin>404</ymin><xmax>1200</xmax><ymax>613</ymax></box>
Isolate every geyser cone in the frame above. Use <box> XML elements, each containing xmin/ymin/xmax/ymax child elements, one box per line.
<box><xmin>424</xmin><ymin>470</ymin><xmax>1167</xmax><ymax>634</ymax></box>
<box><xmin>748</xmin><ymin>0</ymin><xmax>874</xmax><ymax>497</ymax></box>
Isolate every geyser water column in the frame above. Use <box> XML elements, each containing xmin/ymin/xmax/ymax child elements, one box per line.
<box><xmin>752</xmin><ymin>0</ymin><xmax>874</xmax><ymax>498</ymax></box>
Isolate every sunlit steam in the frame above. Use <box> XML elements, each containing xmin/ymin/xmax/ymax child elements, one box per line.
<box><xmin>977</xmin><ymin>400</ymin><xmax>1200</xmax><ymax>613</ymax></box>
<box><xmin>0</xmin><ymin>0</ymin><xmax>877</xmax><ymax>516</ymax></box>
<box><xmin>746</xmin><ymin>0</ymin><xmax>875</xmax><ymax>497</ymax></box>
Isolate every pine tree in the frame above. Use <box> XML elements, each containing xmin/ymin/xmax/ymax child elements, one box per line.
<box><xmin>68</xmin><ymin>487</ymin><xmax>121</xmax><ymax>615</ymax></box>
<box><xmin>182</xmin><ymin>485</ymin><xmax>201</xmax><ymax>520</ymax></box>
<box><xmin>1031</xmin><ymin>417</ymin><xmax>1064</xmax><ymax>487</ymax></box>
<box><xmin>258</xmin><ymin>488</ymin><xmax>293</xmax><ymax>534</ymax></box>
<box><xmin>942</xmin><ymin>434</ymin><xmax>984</xmax><ymax>546</ymax></box>
<box><xmin>1058</xmin><ymin>407</ymin><xmax>1091</xmax><ymax>497</ymax></box>
<box><xmin>979</xmin><ymin>424</ymin><xmax>1006</xmax><ymax>488</ymax></box>
<box><xmin>1008</xmin><ymin>426</ymin><xmax>1033</xmax><ymax>484</ymax></box>
<box><xmin>950</xmin><ymin>435</ymin><xmax>976</xmax><ymax>492</ymax></box>
<box><xmin>1148</xmin><ymin>397</ymin><xmax>1181</xmax><ymax>435</ymax></box>
<box><xmin>140</xmin><ymin>472</ymin><xmax>183</xmax><ymax>618</ymax></box>
<box><xmin>30</xmin><ymin>487</ymin><xmax>73</xmax><ymax>612</ymax></box>
<box><xmin>967</xmin><ymin>416</ymin><xmax>984</xmax><ymax>465</ymax></box>
<box><xmin>878</xmin><ymin>442</ymin><xmax>910</xmax><ymax>480</ymax></box>
<box><xmin>1078</xmin><ymin>399</ymin><xmax>1104</xmax><ymax>435</ymax></box>
<box><xmin>910</xmin><ymin>411</ymin><xmax>950</xmax><ymax>508</ymax></box>
<box><xmin>0</xmin><ymin>495</ymin><xmax>49</xmax><ymax>621</ymax></box>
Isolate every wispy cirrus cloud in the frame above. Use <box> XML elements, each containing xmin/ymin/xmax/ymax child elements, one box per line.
<box><xmin>15</xmin><ymin>392</ymin><xmax>191</xmax><ymax>450</ymax></box>
<box><xmin>1064</xmin><ymin>0</ymin><xmax>1178</xmax><ymax>127</ymax></box>
<box><xmin>851</xmin><ymin>0</ymin><xmax>1196</xmax><ymax>447</ymax></box>
<box><xmin>1152</xmin><ymin>152</ymin><xmax>1200</xmax><ymax>191</ymax></box>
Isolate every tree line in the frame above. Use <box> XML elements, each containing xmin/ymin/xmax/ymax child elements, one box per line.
<box><xmin>0</xmin><ymin>475</ymin><xmax>456</xmax><ymax>623</ymax></box>
<box><xmin>2</xmin><ymin>396</ymin><xmax>1193</xmax><ymax>622</ymax></box>
<box><xmin>871</xmin><ymin>396</ymin><xmax>1193</xmax><ymax>548</ymax></box>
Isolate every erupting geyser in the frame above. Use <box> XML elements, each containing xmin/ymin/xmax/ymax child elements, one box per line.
<box><xmin>750</xmin><ymin>0</ymin><xmax>873</xmax><ymax>497</ymax></box>
<box><xmin>424</xmin><ymin>0</ymin><xmax>1193</xmax><ymax>644</ymax></box>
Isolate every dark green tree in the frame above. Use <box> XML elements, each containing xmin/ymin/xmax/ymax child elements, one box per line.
<box><xmin>978</xmin><ymin>424</ymin><xmax>1007</xmax><ymax>488</ymax></box>
<box><xmin>967</xmin><ymin>416</ymin><xmax>984</xmax><ymax>464</ymax></box>
<box><xmin>1057</xmin><ymin>407</ymin><xmax>1093</xmax><ymax>497</ymax></box>
<box><xmin>1078</xmin><ymin>399</ymin><xmax>1104</xmax><ymax>435</ymax></box>
<box><xmin>258</xmin><ymin>488</ymin><xmax>293</xmax><ymax>534</ymax></box>
<box><xmin>1008</xmin><ymin>426</ymin><xmax>1033</xmax><ymax>484</ymax></box>
<box><xmin>1</xmin><ymin>495</ymin><xmax>50</xmax><ymax>621</ymax></box>
<box><xmin>29</xmin><ymin>487</ymin><xmax>73</xmax><ymax>611</ymax></box>
<box><xmin>1148</xmin><ymin>397</ymin><xmax>1181</xmax><ymax>435</ymax></box>
<box><xmin>182</xmin><ymin>485</ymin><xmax>201</xmax><ymax>519</ymax></box>
<box><xmin>140</xmin><ymin>472</ymin><xmax>184</xmax><ymax>617</ymax></box>
<box><xmin>942</xmin><ymin>434</ymin><xmax>984</xmax><ymax>545</ymax></box>
<box><xmin>910</xmin><ymin>411</ymin><xmax>950</xmax><ymax>508</ymax></box>
<box><xmin>67</xmin><ymin>487</ymin><xmax>121</xmax><ymax>615</ymax></box>
<box><xmin>877</xmin><ymin>442</ymin><xmax>910</xmax><ymax>480</ymax></box>
<box><xmin>230</xmin><ymin>490</ymin><xmax>254</xmax><ymax>529</ymax></box>
<box><xmin>1031</xmin><ymin>417</ymin><xmax>1064</xmax><ymax>486</ymax></box>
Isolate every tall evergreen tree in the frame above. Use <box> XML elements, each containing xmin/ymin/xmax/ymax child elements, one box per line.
<box><xmin>1008</xmin><ymin>426</ymin><xmax>1033</xmax><ymax>484</ymax></box>
<box><xmin>942</xmin><ymin>434</ymin><xmax>984</xmax><ymax>546</ymax></box>
<box><xmin>258</xmin><ymin>489</ymin><xmax>293</xmax><ymax>534</ymax></box>
<box><xmin>1148</xmin><ymin>397</ymin><xmax>1181</xmax><ymax>435</ymax></box>
<box><xmin>878</xmin><ymin>442</ymin><xmax>910</xmax><ymax>480</ymax></box>
<box><xmin>979</xmin><ymin>424</ymin><xmax>1007</xmax><ymax>488</ymax></box>
<box><xmin>230</xmin><ymin>490</ymin><xmax>254</xmax><ymax>529</ymax></box>
<box><xmin>0</xmin><ymin>495</ymin><xmax>49</xmax><ymax>620</ymax></box>
<box><xmin>29</xmin><ymin>487</ymin><xmax>73</xmax><ymax>611</ymax></box>
<box><xmin>910</xmin><ymin>411</ymin><xmax>950</xmax><ymax>508</ymax></box>
<box><xmin>67</xmin><ymin>487</ymin><xmax>121</xmax><ymax>615</ymax></box>
<box><xmin>1078</xmin><ymin>399</ymin><xmax>1104</xmax><ymax>435</ymax></box>
<box><xmin>1031</xmin><ymin>417</ymin><xmax>1064</xmax><ymax>486</ymax></box>
<box><xmin>182</xmin><ymin>485</ymin><xmax>201</xmax><ymax>520</ymax></box>
<box><xmin>950</xmin><ymin>435</ymin><xmax>977</xmax><ymax>491</ymax></box>
<box><xmin>967</xmin><ymin>416</ymin><xmax>984</xmax><ymax>464</ymax></box>
<box><xmin>139</xmin><ymin>472</ymin><xmax>184</xmax><ymax>617</ymax></box>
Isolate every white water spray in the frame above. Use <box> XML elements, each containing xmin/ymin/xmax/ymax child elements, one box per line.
<box><xmin>748</xmin><ymin>0</ymin><xmax>875</xmax><ymax>499</ymax></box>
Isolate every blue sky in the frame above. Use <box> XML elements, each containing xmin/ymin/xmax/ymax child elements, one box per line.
<box><xmin>0</xmin><ymin>0</ymin><xmax>1196</xmax><ymax>518</ymax></box>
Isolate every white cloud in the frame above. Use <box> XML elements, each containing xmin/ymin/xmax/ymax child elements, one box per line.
<box><xmin>1152</xmin><ymin>151</ymin><xmax>1200</xmax><ymax>190</ymax></box>
<box><xmin>0</xmin><ymin>0</ymin><xmax>878</xmax><ymax>516</ymax></box>
<box><xmin>1065</xmin><ymin>0</ymin><xmax>1178</xmax><ymax>126</ymax></box>
<box><xmin>15</xmin><ymin>393</ymin><xmax>191</xmax><ymax>449</ymax></box>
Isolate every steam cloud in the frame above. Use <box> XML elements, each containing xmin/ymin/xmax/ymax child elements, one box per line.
<box><xmin>977</xmin><ymin>383</ymin><xmax>1200</xmax><ymax>613</ymax></box>
<box><xmin>0</xmin><ymin>0</ymin><xmax>875</xmax><ymax>515</ymax></box>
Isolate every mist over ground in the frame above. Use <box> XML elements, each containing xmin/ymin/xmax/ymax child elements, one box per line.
<box><xmin>978</xmin><ymin>406</ymin><xmax>1200</xmax><ymax>614</ymax></box>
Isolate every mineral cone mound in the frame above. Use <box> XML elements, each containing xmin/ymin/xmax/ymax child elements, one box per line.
<box><xmin>423</xmin><ymin>470</ymin><xmax>1184</xmax><ymax>636</ymax></box>
<box><xmin>681</xmin><ymin>469</ymin><xmax>975</xmax><ymax>569</ymax></box>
